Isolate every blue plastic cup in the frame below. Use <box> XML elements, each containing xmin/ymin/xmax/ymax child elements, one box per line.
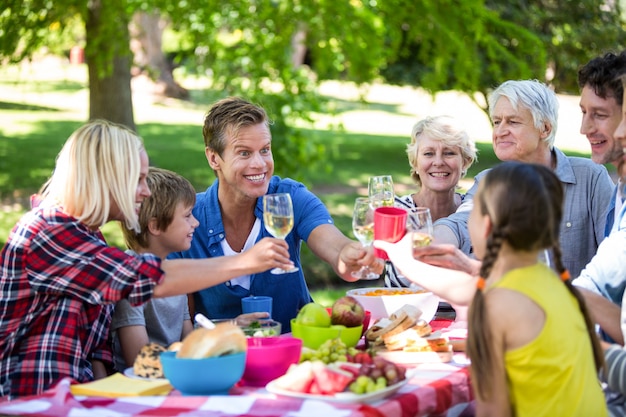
<box><xmin>241</xmin><ymin>296</ymin><xmax>273</xmax><ymax>318</ymax></box>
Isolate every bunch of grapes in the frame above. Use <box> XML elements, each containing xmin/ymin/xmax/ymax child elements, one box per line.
<box><xmin>299</xmin><ymin>338</ymin><xmax>359</xmax><ymax>364</ymax></box>
<box><xmin>348</xmin><ymin>356</ymin><xmax>406</xmax><ymax>394</ymax></box>
<box><xmin>349</xmin><ymin>375</ymin><xmax>387</xmax><ymax>394</ymax></box>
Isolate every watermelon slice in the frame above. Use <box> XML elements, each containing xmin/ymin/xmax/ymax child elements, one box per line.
<box><xmin>272</xmin><ymin>362</ymin><xmax>315</xmax><ymax>393</ymax></box>
<box><xmin>311</xmin><ymin>361</ymin><xmax>355</xmax><ymax>395</ymax></box>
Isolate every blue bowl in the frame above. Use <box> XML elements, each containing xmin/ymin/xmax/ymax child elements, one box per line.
<box><xmin>160</xmin><ymin>351</ymin><xmax>246</xmax><ymax>395</ymax></box>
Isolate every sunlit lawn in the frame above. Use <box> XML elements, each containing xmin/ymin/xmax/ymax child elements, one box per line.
<box><xmin>0</xmin><ymin>60</ymin><xmax>593</xmax><ymax>292</ymax></box>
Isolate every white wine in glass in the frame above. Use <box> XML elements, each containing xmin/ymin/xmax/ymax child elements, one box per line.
<box><xmin>351</xmin><ymin>197</ymin><xmax>379</xmax><ymax>280</ymax></box>
<box><xmin>407</xmin><ymin>207</ymin><xmax>434</xmax><ymax>258</ymax></box>
<box><xmin>368</xmin><ymin>175</ymin><xmax>395</xmax><ymax>208</ymax></box>
<box><xmin>262</xmin><ymin>193</ymin><xmax>299</xmax><ymax>274</ymax></box>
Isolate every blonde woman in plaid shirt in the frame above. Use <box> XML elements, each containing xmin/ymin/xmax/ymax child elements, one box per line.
<box><xmin>0</xmin><ymin>120</ymin><xmax>293</xmax><ymax>400</ymax></box>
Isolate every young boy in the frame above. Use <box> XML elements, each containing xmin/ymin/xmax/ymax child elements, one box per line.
<box><xmin>110</xmin><ymin>167</ymin><xmax>199</xmax><ymax>372</ymax></box>
<box><xmin>110</xmin><ymin>167</ymin><xmax>267</xmax><ymax>372</ymax></box>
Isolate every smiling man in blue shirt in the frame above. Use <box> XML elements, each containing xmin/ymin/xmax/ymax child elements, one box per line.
<box><xmin>169</xmin><ymin>97</ymin><xmax>382</xmax><ymax>333</ymax></box>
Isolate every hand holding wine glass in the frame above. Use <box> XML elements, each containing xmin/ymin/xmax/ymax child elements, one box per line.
<box><xmin>262</xmin><ymin>193</ymin><xmax>299</xmax><ymax>274</ymax></box>
<box><xmin>368</xmin><ymin>175</ymin><xmax>395</xmax><ymax>208</ymax></box>
<box><xmin>351</xmin><ymin>197</ymin><xmax>379</xmax><ymax>280</ymax></box>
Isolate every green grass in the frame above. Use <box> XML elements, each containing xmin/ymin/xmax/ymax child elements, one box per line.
<box><xmin>0</xmin><ymin>60</ymin><xmax>593</xmax><ymax>288</ymax></box>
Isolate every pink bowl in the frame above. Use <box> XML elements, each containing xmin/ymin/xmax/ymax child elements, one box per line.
<box><xmin>241</xmin><ymin>337</ymin><xmax>302</xmax><ymax>387</ymax></box>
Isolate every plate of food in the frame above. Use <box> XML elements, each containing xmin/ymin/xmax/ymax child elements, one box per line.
<box><xmin>123</xmin><ymin>367</ymin><xmax>166</xmax><ymax>381</ymax></box>
<box><xmin>266</xmin><ymin>373</ymin><xmax>412</xmax><ymax>404</ymax></box>
<box><xmin>265</xmin><ymin>360</ymin><xmax>416</xmax><ymax>404</ymax></box>
<box><xmin>124</xmin><ymin>342</ymin><xmax>169</xmax><ymax>381</ymax></box>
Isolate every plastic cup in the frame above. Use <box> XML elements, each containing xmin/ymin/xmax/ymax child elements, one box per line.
<box><xmin>373</xmin><ymin>207</ymin><xmax>407</xmax><ymax>260</ymax></box>
<box><xmin>241</xmin><ymin>296</ymin><xmax>273</xmax><ymax>317</ymax></box>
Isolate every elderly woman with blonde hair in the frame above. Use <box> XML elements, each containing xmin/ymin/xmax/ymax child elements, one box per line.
<box><xmin>386</xmin><ymin>115</ymin><xmax>477</xmax><ymax>288</ymax></box>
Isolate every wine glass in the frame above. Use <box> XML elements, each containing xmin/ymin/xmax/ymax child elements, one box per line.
<box><xmin>368</xmin><ymin>175</ymin><xmax>395</xmax><ymax>208</ymax></box>
<box><xmin>538</xmin><ymin>249</ymin><xmax>553</xmax><ymax>269</ymax></box>
<box><xmin>407</xmin><ymin>207</ymin><xmax>434</xmax><ymax>258</ymax></box>
<box><xmin>262</xmin><ymin>193</ymin><xmax>299</xmax><ymax>274</ymax></box>
<box><xmin>351</xmin><ymin>197</ymin><xmax>379</xmax><ymax>280</ymax></box>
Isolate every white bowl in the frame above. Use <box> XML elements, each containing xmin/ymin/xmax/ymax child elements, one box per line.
<box><xmin>346</xmin><ymin>287</ymin><xmax>439</xmax><ymax>323</ymax></box>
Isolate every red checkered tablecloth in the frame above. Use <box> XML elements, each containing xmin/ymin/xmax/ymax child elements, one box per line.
<box><xmin>0</xmin><ymin>320</ymin><xmax>474</xmax><ymax>417</ymax></box>
<box><xmin>0</xmin><ymin>366</ymin><xmax>473</xmax><ymax>417</ymax></box>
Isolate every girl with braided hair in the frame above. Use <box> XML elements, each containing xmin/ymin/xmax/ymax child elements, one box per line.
<box><xmin>375</xmin><ymin>161</ymin><xmax>607</xmax><ymax>416</ymax></box>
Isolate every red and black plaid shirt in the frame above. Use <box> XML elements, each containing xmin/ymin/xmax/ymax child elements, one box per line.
<box><xmin>0</xmin><ymin>205</ymin><xmax>163</xmax><ymax>400</ymax></box>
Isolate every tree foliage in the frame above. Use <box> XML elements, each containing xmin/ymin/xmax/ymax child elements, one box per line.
<box><xmin>382</xmin><ymin>0</ymin><xmax>626</xmax><ymax>110</ymax></box>
<box><xmin>486</xmin><ymin>0</ymin><xmax>626</xmax><ymax>93</ymax></box>
<box><xmin>2</xmin><ymin>1</ymin><xmax>623</xmax><ymax>180</ymax></box>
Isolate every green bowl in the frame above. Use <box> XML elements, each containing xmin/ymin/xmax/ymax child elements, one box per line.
<box><xmin>290</xmin><ymin>319</ymin><xmax>363</xmax><ymax>349</ymax></box>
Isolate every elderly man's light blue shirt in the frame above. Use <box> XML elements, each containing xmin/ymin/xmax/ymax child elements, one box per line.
<box><xmin>435</xmin><ymin>148</ymin><xmax>614</xmax><ymax>277</ymax></box>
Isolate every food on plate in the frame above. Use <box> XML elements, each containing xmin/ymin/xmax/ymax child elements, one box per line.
<box><xmin>299</xmin><ymin>337</ymin><xmax>356</xmax><ymax>364</ymax></box>
<box><xmin>350</xmin><ymin>356</ymin><xmax>407</xmax><ymax>393</ymax></box>
<box><xmin>133</xmin><ymin>342</ymin><xmax>167</xmax><ymax>378</ymax></box>
<box><xmin>382</xmin><ymin>319</ymin><xmax>433</xmax><ymax>351</ymax></box>
<box><xmin>362</xmin><ymin>288</ymin><xmax>427</xmax><ymax>296</ymax></box>
<box><xmin>240</xmin><ymin>319</ymin><xmax>281</xmax><ymax>337</ymax></box>
<box><xmin>330</xmin><ymin>296</ymin><xmax>365</xmax><ymax>328</ymax></box>
<box><xmin>176</xmin><ymin>322</ymin><xmax>247</xmax><ymax>359</ymax></box>
<box><xmin>400</xmin><ymin>331</ymin><xmax>451</xmax><ymax>353</ymax></box>
<box><xmin>364</xmin><ymin>304</ymin><xmax>423</xmax><ymax>350</ymax></box>
<box><xmin>272</xmin><ymin>356</ymin><xmax>406</xmax><ymax>396</ymax></box>
<box><xmin>296</xmin><ymin>302</ymin><xmax>332</xmax><ymax>327</ymax></box>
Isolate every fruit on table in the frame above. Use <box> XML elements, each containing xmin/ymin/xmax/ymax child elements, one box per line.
<box><xmin>296</xmin><ymin>303</ymin><xmax>332</xmax><ymax>327</ymax></box>
<box><xmin>299</xmin><ymin>337</ymin><xmax>358</xmax><ymax>364</ymax></box>
<box><xmin>273</xmin><ymin>360</ymin><xmax>353</xmax><ymax>395</ymax></box>
<box><xmin>272</xmin><ymin>355</ymin><xmax>407</xmax><ymax>396</ymax></box>
<box><xmin>331</xmin><ymin>296</ymin><xmax>365</xmax><ymax>328</ymax></box>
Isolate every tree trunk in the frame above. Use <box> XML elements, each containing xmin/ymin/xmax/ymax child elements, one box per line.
<box><xmin>85</xmin><ymin>0</ymin><xmax>136</xmax><ymax>131</ymax></box>
<box><xmin>130</xmin><ymin>12</ymin><xmax>189</xmax><ymax>100</ymax></box>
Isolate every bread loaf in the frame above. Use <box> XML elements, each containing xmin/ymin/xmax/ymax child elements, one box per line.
<box><xmin>176</xmin><ymin>322</ymin><xmax>247</xmax><ymax>359</ymax></box>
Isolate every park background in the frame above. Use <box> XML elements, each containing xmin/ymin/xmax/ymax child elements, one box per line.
<box><xmin>0</xmin><ymin>1</ymin><xmax>622</xmax><ymax>301</ymax></box>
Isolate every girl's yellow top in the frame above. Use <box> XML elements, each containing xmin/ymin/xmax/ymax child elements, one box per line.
<box><xmin>493</xmin><ymin>263</ymin><xmax>607</xmax><ymax>417</ymax></box>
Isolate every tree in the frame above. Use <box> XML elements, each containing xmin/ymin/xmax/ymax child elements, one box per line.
<box><xmin>381</xmin><ymin>0</ymin><xmax>626</xmax><ymax>112</ymax></box>
<box><xmin>486</xmin><ymin>0</ymin><xmax>626</xmax><ymax>93</ymax></box>
<box><xmin>129</xmin><ymin>11</ymin><xmax>189</xmax><ymax>100</ymax></box>
<box><xmin>0</xmin><ymin>0</ymin><xmax>561</xmax><ymax>180</ymax></box>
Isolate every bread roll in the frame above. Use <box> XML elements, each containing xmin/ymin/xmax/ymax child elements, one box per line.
<box><xmin>176</xmin><ymin>322</ymin><xmax>247</xmax><ymax>359</ymax></box>
<box><xmin>168</xmin><ymin>341</ymin><xmax>183</xmax><ymax>352</ymax></box>
<box><xmin>133</xmin><ymin>342</ymin><xmax>166</xmax><ymax>378</ymax></box>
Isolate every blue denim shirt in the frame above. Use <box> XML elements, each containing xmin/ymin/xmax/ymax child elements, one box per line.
<box><xmin>169</xmin><ymin>176</ymin><xmax>333</xmax><ymax>333</ymax></box>
<box><xmin>434</xmin><ymin>148</ymin><xmax>614</xmax><ymax>277</ymax></box>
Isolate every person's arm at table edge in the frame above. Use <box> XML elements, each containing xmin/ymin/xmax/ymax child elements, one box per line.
<box><xmin>374</xmin><ymin>234</ymin><xmax>478</xmax><ymax>305</ymax></box>
<box><xmin>155</xmin><ymin>237</ymin><xmax>293</xmax><ymax>298</ymax></box>
<box><xmin>579</xmin><ymin>288</ymin><xmax>624</xmax><ymax>345</ymax></box>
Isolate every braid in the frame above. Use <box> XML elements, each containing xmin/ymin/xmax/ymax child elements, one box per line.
<box><xmin>552</xmin><ymin>243</ymin><xmax>605</xmax><ymax>372</ymax></box>
<box><xmin>467</xmin><ymin>228</ymin><xmax>505</xmax><ymax>400</ymax></box>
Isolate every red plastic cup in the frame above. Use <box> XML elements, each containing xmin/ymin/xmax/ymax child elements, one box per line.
<box><xmin>373</xmin><ymin>207</ymin><xmax>407</xmax><ymax>260</ymax></box>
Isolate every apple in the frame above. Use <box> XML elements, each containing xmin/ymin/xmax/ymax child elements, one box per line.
<box><xmin>331</xmin><ymin>296</ymin><xmax>365</xmax><ymax>328</ymax></box>
<box><xmin>296</xmin><ymin>302</ymin><xmax>331</xmax><ymax>327</ymax></box>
